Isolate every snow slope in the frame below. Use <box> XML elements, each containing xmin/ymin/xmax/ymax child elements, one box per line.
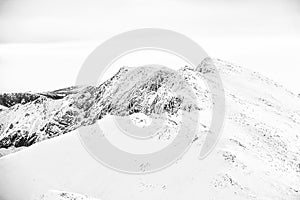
<box><xmin>38</xmin><ymin>190</ymin><xmax>100</xmax><ymax>200</ymax></box>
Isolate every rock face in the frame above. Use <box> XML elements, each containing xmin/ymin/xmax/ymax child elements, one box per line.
<box><xmin>0</xmin><ymin>59</ymin><xmax>299</xmax><ymax>200</ymax></box>
<box><xmin>0</xmin><ymin>66</ymin><xmax>198</xmax><ymax>149</ymax></box>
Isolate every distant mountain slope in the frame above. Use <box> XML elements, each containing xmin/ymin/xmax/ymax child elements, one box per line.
<box><xmin>0</xmin><ymin>93</ymin><xmax>41</xmax><ymax>108</ymax></box>
<box><xmin>0</xmin><ymin>86</ymin><xmax>84</xmax><ymax>108</ymax></box>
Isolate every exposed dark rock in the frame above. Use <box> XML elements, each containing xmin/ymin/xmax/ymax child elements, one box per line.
<box><xmin>0</xmin><ymin>66</ymin><xmax>199</xmax><ymax>149</ymax></box>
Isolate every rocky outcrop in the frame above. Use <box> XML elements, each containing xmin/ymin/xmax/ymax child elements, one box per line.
<box><xmin>0</xmin><ymin>66</ymin><xmax>199</xmax><ymax>149</ymax></box>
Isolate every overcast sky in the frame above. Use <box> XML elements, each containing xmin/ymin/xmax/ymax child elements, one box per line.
<box><xmin>0</xmin><ymin>0</ymin><xmax>300</xmax><ymax>93</ymax></box>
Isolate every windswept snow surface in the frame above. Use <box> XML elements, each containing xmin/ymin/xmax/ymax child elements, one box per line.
<box><xmin>0</xmin><ymin>59</ymin><xmax>299</xmax><ymax>200</ymax></box>
<box><xmin>38</xmin><ymin>190</ymin><xmax>100</xmax><ymax>200</ymax></box>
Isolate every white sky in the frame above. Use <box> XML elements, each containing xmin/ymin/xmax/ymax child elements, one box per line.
<box><xmin>0</xmin><ymin>0</ymin><xmax>300</xmax><ymax>93</ymax></box>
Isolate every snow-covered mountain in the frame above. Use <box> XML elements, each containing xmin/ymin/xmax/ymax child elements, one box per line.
<box><xmin>0</xmin><ymin>59</ymin><xmax>299</xmax><ymax>200</ymax></box>
<box><xmin>0</xmin><ymin>66</ymin><xmax>197</xmax><ymax>150</ymax></box>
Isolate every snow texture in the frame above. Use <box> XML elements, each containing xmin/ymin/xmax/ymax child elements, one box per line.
<box><xmin>38</xmin><ymin>190</ymin><xmax>100</xmax><ymax>200</ymax></box>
